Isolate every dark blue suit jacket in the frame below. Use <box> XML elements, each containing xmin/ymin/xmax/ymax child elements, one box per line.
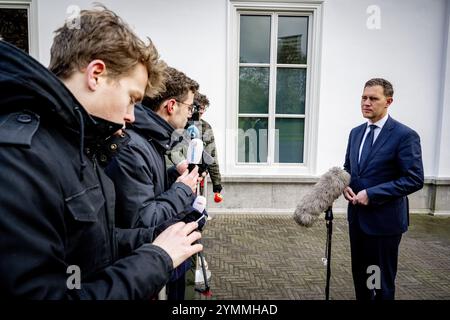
<box><xmin>344</xmin><ymin>116</ymin><xmax>424</xmax><ymax>236</ymax></box>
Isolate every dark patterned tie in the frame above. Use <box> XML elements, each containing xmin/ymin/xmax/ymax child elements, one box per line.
<box><xmin>359</xmin><ymin>124</ymin><xmax>377</xmax><ymax>171</ymax></box>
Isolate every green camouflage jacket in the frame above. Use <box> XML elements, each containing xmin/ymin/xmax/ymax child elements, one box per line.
<box><xmin>166</xmin><ymin>118</ymin><xmax>222</xmax><ymax>192</ymax></box>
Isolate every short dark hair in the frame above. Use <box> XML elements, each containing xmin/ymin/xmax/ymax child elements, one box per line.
<box><xmin>364</xmin><ymin>78</ymin><xmax>394</xmax><ymax>97</ymax></box>
<box><xmin>194</xmin><ymin>92</ymin><xmax>210</xmax><ymax>107</ymax></box>
<box><xmin>143</xmin><ymin>67</ymin><xmax>199</xmax><ymax>111</ymax></box>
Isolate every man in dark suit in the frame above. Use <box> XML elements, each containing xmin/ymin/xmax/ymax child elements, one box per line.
<box><xmin>343</xmin><ymin>78</ymin><xmax>424</xmax><ymax>300</ymax></box>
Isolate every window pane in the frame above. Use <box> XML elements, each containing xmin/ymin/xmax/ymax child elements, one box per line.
<box><xmin>0</xmin><ymin>8</ymin><xmax>29</xmax><ymax>53</ymax></box>
<box><xmin>275</xmin><ymin>119</ymin><xmax>304</xmax><ymax>163</ymax></box>
<box><xmin>240</xmin><ymin>15</ymin><xmax>271</xmax><ymax>63</ymax></box>
<box><xmin>276</xmin><ymin>68</ymin><xmax>306</xmax><ymax>114</ymax></box>
<box><xmin>238</xmin><ymin>117</ymin><xmax>268</xmax><ymax>163</ymax></box>
<box><xmin>239</xmin><ymin>67</ymin><xmax>270</xmax><ymax>114</ymax></box>
<box><xmin>277</xmin><ymin>16</ymin><xmax>308</xmax><ymax>64</ymax></box>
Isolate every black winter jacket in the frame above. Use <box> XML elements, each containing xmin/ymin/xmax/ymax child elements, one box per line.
<box><xmin>0</xmin><ymin>41</ymin><xmax>173</xmax><ymax>299</ymax></box>
<box><xmin>105</xmin><ymin>104</ymin><xmax>195</xmax><ymax>230</ymax></box>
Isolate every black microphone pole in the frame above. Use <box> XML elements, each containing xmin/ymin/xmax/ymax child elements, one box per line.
<box><xmin>324</xmin><ymin>206</ymin><xmax>333</xmax><ymax>300</ymax></box>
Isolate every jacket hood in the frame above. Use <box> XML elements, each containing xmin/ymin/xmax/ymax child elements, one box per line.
<box><xmin>131</xmin><ymin>104</ymin><xmax>181</xmax><ymax>152</ymax></box>
<box><xmin>0</xmin><ymin>40</ymin><xmax>122</xmax><ymax>140</ymax></box>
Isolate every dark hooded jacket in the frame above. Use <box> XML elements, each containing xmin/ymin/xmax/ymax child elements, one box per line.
<box><xmin>0</xmin><ymin>41</ymin><xmax>173</xmax><ymax>299</ymax></box>
<box><xmin>105</xmin><ymin>104</ymin><xmax>196</xmax><ymax>230</ymax></box>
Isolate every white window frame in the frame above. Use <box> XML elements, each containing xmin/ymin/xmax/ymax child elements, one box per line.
<box><xmin>226</xmin><ymin>0</ymin><xmax>323</xmax><ymax>176</ymax></box>
<box><xmin>0</xmin><ymin>0</ymin><xmax>39</xmax><ymax>59</ymax></box>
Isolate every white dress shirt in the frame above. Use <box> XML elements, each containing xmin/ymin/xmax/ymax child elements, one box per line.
<box><xmin>358</xmin><ymin>113</ymin><xmax>389</xmax><ymax>163</ymax></box>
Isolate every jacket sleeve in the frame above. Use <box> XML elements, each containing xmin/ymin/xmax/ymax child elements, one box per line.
<box><xmin>202</xmin><ymin>120</ymin><xmax>222</xmax><ymax>187</ymax></box>
<box><xmin>115</xmin><ymin>227</ymin><xmax>155</xmax><ymax>257</ymax></box>
<box><xmin>105</xmin><ymin>143</ymin><xmax>195</xmax><ymax>229</ymax></box>
<box><xmin>343</xmin><ymin>130</ymin><xmax>352</xmax><ymax>174</ymax></box>
<box><xmin>78</xmin><ymin>244</ymin><xmax>173</xmax><ymax>300</ymax></box>
<box><xmin>167</xmin><ymin>164</ymin><xmax>180</xmax><ymax>186</ymax></box>
<box><xmin>166</xmin><ymin>142</ymin><xmax>187</xmax><ymax>168</ymax></box>
<box><xmin>366</xmin><ymin>130</ymin><xmax>424</xmax><ymax>205</ymax></box>
<box><xmin>165</xmin><ymin>147</ymin><xmax>184</xmax><ymax>185</ymax></box>
<box><xmin>0</xmin><ymin>146</ymin><xmax>173</xmax><ymax>300</ymax></box>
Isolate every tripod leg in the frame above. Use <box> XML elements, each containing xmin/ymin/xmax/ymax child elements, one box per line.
<box><xmin>199</xmin><ymin>251</ymin><xmax>209</xmax><ymax>291</ymax></box>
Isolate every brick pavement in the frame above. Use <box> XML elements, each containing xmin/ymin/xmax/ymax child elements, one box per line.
<box><xmin>194</xmin><ymin>214</ymin><xmax>450</xmax><ymax>300</ymax></box>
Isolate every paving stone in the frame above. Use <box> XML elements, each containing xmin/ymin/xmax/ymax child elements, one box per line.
<box><xmin>194</xmin><ymin>214</ymin><xmax>450</xmax><ymax>300</ymax></box>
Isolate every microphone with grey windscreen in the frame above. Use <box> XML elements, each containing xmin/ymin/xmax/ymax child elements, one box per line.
<box><xmin>294</xmin><ymin>167</ymin><xmax>351</xmax><ymax>227</ymax></box>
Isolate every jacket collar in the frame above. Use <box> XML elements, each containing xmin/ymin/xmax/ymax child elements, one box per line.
<box><xmin>356</xmin><ymin>115</ymin><xmax>396</xmax><ymax>174</ymax></box>
<box><xmin>130</xmin><ymin>104</ymin><xmax>181</xmax><ymax>153</ymax></box>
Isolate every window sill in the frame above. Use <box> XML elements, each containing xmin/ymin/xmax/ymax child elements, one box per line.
<box><xmin>220</xmin><ymin>175</ymin><xmax>318</xmax><ymax>183</ymax></box>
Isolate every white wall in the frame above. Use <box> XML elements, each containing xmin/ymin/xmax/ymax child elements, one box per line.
<box><xmin>34</xmin><ymin>0</ymin><xmax>449</xmax><ymax>178</ymax></box>
<box><xmin>436</xmin><ymin>0</ymin><xmax>450</xmax><ymax>178</ymax></box>
<box><xmin>317</xmin><ymin>0</ymin><xmax>449</xmax><ymax>177</ymax></box>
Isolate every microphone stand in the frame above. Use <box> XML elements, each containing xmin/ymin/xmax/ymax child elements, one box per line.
<box><xmin>194</xmin><ymin>178</ymin><xmax>212</xmax><ymax>298</ymax></box>
<box><xmin>195</xmin><ymin>243</ymin><xmax>211</xmax><ymax>297</ymax></box>
<box><xmin>324</xmin><ymin>206</ymin><xmax>333</xmax><ymax>300</ymax></box>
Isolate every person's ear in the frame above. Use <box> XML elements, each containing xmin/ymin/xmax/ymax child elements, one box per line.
<box><xmin>386</xmin><ymin>97</ymin><xmax>393</xmax><ymax>106</ymax></box>
<box><xmin>166</xmin><ymin>99</ymin><xmax>176</xmax><ymax>114</ymax></box>
<box><xmin>85</xmin><ymin>60</ymin><xmax>107</xmax><ymax>91</ymax></box>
